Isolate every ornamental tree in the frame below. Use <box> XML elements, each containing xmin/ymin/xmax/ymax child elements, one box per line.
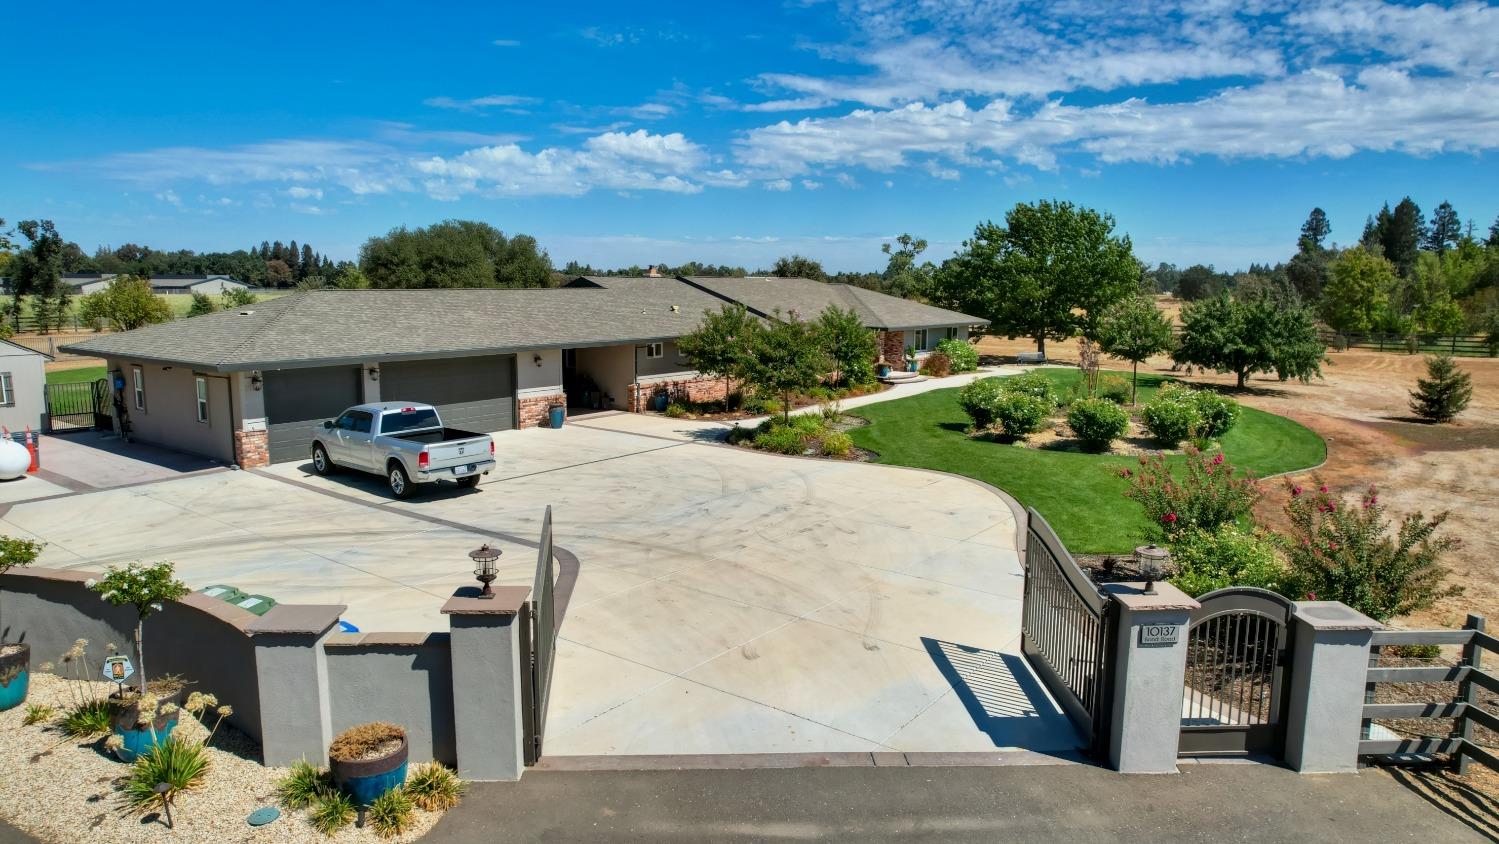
<box><xmin>677</xmin><ymin>303</ymin><xmax>761</xmax><ymax>410</ymax></box>
<box><xmin>816</xmin><ymin>305</ymin><xmax>876</xmax><ymax>386</ymax></box>
<box><xmin>89</xmin><ymin>562</ymin><xmax>189</xmax><ymax>697</ymax></box>
<box><xmin>1173</xmin><ymin>293</ymin><xmax>1323</xmax><ymax>389</ymax></box>
<box><xmin>1096</xmin><ymin>296</ymin><xmax>1174</xmax><ymax>403</ymax></box>
<box><xmin>1123</xmin><ymin>448</ymin><xmax>1262</xmax><ymax>545</ymax></box>
<box><xmin>740</xmin><ymin>310</ymin><xmax>830</xmax><ymax>424</ymax></box>
<box><xmin>77</xmin><ymin>276</ymin><xmax>173</xmax><ymax>331</ymax></box>
<box><xmin>1409</xmin><ymin>355</ymin><xmax>1472</xmax><ymax>423</ymax></box>
<box><xmin>1320</xmin><ymin>247</ymin><xmax>1394</xmax><ymax>335</ymax></box>
<box><xmin>0</xmin><ymin>535</ymin><xmax>40</xmax><ymax>645</ymax></box>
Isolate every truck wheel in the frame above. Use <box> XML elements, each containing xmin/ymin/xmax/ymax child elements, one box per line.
<box><xmin>387</xmin><ymin>463</ymin><xmax>413</xmax><ymax>499</ymax></box>
<box><xmin>457</xmin><ymin>474</ymin><xmax>481</xmax><ymax>489</ymax></box>
<box><xmin>311</xmin><ymin>444</ymin><xmax>336</xmax><ymax>476</ymax></box>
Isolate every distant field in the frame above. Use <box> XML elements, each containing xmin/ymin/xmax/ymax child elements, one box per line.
<box><xmin>45</xmin><ymin>365</ymin><xmax>106</xmax><ymax>385</ymax></box>
<box><xmin>0</xmin><ymin>289</ymin><xmax>291</xmax><ymax>328</ymax></box>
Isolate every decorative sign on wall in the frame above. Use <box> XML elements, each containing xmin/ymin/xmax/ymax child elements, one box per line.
<box><xmin>102</xmin><ymin>654</ymin><xmax>135</xmax><ymax>684</ymax></box>
<box><xmin>1139</xmin><ymin>624</ymin><xmax>1180</xmax><ymax>647</ymax></box>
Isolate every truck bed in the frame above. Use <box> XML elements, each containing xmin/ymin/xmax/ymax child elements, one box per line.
<box><xmin>384</xmin><ymin>427</ymin><xmax>486</xmax><ymax>445</ymax></box>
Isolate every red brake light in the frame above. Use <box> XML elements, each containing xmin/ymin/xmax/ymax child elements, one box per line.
<box><xmin>402</xmin><ymin>407</ymin><xmax>415</xmax><ymax>412</ymax></box>
<box><xmin>490</xmin><ymin>440</ymin><xmax>495</xmax><ymax>454</ymax></box>
<box><xmin>418</xmin><ymin>451</ymin><xmax>429</xmax><ymax>468</ymax></box>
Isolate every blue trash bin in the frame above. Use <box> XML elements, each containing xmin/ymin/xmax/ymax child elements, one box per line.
<box><xmin>548</xmin><ymin>404</ymin><xmax>566</xmax><ymax>428</ymax></box>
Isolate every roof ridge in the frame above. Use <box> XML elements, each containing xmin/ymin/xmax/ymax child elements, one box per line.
<box><xmin>214</xmin><ymin>292</ymin><xmax>306</xmax><ymax>367</ymax></box>
<box><xmin>837</xmin><ymin>283</ymin><xmax>886</xmax><ymax>325</ymax></box>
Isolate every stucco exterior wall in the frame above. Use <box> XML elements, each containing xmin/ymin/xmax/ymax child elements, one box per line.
<box><xmin>325</xmin><ymin>634</ymin><xmax>456</xmax><ymax>765</ymax></box>
<box><xmin>516</xmin><ymin>348</ymin><xmax>563</xmax><ymax>400</ymax></box>
<box><xmin>635</xmin><ymin>340</ymin><xmax>692</xmax><ymax>378</ymax></box>
<box><xmin>573</xmin><ymin>344</ymin><xmax>635</xmax><ymax>410</ymax></box>
<box><xmin>106</xmin><ymin>358</ymin><xmax>235</xmax><ymax>463</ymax></box>
<box><xmin>0</xmin><ymin>344</ymin><xmax>47</xmax><ymax>431</ymax></box>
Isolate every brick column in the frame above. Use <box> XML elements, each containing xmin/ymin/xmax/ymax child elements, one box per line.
<box><xmin>877</xmin><ymin>330</ymin><xmax>905</xmax><ymax>364</ymax></box>
<box><xmin>518</xmin><ymin>393</ymin><xmax>567</xmax><ymax>427</ymax></box>
<box><xmin>233</xmin><ymin>429</ymin><xmax>269</xmax><ymax>468</ymax></box>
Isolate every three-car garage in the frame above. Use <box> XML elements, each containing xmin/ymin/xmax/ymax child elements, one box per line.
<box><xmin>262</xmin><ymin>355</ymin><xmax>517</xmax><ymax>465</ymax></box>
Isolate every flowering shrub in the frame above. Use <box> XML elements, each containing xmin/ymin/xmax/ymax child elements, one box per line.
<box><xmin>1169</xmin><ymin>525</ymin><xmax>1287</xmax><ymax>597</ymax></box>
<box><xmin>89</xmin><ymin>562</ymin><xmax>189</xmax><ymax>697</ymax></box>
<box><xmin>1000</xmin><ymin>371</ymin><xmax>1059</xmax><ymax>406</ymax></box>
<box><xmin>1123</xmin><ymin>447</ymin><xmax>1262</xmax><ymax>544</ymax></box>
<box><xmin>935</xmin><ymin>338</ymin><xmax>978</xmax><ymax>372</ymax></box>
<box><xmin>1191</xmin><ymin>391</ymin><xmax>1242</xmax><ymax>438</ymax></box>
<box><xmin>1280</xmin><ymin>479</ymin><xmax>1462</xmax><ymax>621</ymax></box>
<box><xmin>1066</xmin><ymin>397</ymin><xmax>1129</xmax><ymax>452</ymax></box>
<box><xmin>992</xmin><ymin>392</ymin><xmax>1053</xmax><ymax>440</ymax></box>
<box><xmin>958</xmin><ymin>378</ymin><xmax>1006</xmax><ymax>429</ymax></box>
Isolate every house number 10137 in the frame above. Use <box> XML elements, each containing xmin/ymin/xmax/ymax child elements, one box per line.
<box><xmin>1139</xmin><ymin>624</ymin><xmax>1180</xmax><ymax>646</ymax></box>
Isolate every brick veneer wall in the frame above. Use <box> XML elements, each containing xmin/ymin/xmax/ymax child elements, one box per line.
<box><xmin>234</xmin><ymin>429</ymin><xmax>269</xmax><ymax>468</ymax></box>
<box><xmin>628</xmin><ymin>375</ymin><xmax>729</xmax><ymax>412</ymax></box>
<box><xmin>877</xmin><ymin>330</ymin><xmax>905</xmax><ymax>364</ymax></box>
<box><xmin>518</xmin><ymin>392</ymin><xmax>567</xmax><ymax>428</ymax></box>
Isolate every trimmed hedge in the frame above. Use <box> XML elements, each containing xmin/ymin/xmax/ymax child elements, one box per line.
<box><xmin>1067</xmin><ymin>398</ymin><xmax>1129</xmax><ymax>452</ymax></box>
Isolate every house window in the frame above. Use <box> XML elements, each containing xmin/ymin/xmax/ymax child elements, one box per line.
<box><xmin>914</xmin><ymin>329</ymin><xmax>928</xmax><ymax>350</ymax></box>
<box><xmin>946</xmin><ymin>326</ymin><xmax>959</xmax><ymax>341</ymax></box>
<box><xmin>194</xmin><ymin>377</ymin><xmax>209</xmax><ymax>423</ymax></box>
<box><xmin>645</xmin><ymin>342</ymin><xmax>664</xmax><ymax>359</ymax></box>
<box><xmin>0</xmin><ymin>373</ymin><xmax>12</xmax><ymax>407</ymax></box>
<box><xmin>132</xmin><ymin>366</ymin><xmax>145</xmax><ymax>411</ymax></box>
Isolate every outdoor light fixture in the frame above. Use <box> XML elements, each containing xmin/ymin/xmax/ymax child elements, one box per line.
<box><xmin>533</xmin><ymin>353</ymin><xmax>543</xmax><ymax>367</ymax></box>
<box><xmin>250</xmin><ymin>372</ymin><xmax>263</xmax><ymax>391</ymax></box>
<box><xmin>470</xmin><ymin>543</ymin><xmax>502</xmax><ymax>598</ymax></box>
<box><xmin>367</xmin><ymin>366</ymin><xmax>380</xmax><ymax>381</ymax></box>
<box><xmin>1134</xmin><ymin>544</ymin><xmax>1171</xmax><ymax>596</ymax></box>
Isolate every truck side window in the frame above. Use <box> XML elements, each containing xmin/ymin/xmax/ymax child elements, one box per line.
<box><xmin>335</xmin><ymin>413</ymin><xmax>356</xmax><ymax>430</ymax></box>
<box><xmin>351</xmin><ymin>412</ymin><xmax>373</xmax><ymax>434</ymax></box>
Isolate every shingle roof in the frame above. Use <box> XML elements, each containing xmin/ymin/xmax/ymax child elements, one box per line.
<box><xmin>680</xmin><ymin>276</ymin><xmax>988</xmax><ymax>331</ymax></box>
<box><xmin>61</xmin><ymin>285</ymin><xmax>728</xmax><ymax>372</ymax></box>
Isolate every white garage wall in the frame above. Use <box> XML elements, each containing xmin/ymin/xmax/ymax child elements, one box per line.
<box><xmin>516</xmin><ymin>347</ymin><xmax>563</xmax><ymax>398</ymax></box>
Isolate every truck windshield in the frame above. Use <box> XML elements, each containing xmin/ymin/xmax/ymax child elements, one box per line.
<box><xmin>380</xmin><ymin>407</ymin><xmax>440</xmax><ymax>434</ymax></box>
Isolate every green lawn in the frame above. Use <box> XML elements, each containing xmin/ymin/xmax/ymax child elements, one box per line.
<box><xmin>46</xmin><ymin>366</ymin><xmax>107</xmax><ymax>385</ymax></box>
<box><xmin>846</xmin><ymin>369</ymin><xmax>1326</xmax><ymax>554</ymax></box>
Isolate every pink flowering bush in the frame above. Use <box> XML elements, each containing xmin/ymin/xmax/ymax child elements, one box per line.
<box><xmin>1280</xmin><ymin>478</ymin><xmax>1461</xmax><ymax>622</ymax></box>
<box><xmin>1122</xmin><ymin>447</ymin><xmax>1261</xmax><ymax>544</ymax></box>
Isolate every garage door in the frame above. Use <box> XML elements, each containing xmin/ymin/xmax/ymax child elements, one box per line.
<box><xmin>264</xmin><ymin>366</ymin><xmax>363</xmax><ymax>464</ymax></box>
<box><xmin>380</xmin><ymin>355</ymin><xmax>515</xmax><ymax>433</ymax></box>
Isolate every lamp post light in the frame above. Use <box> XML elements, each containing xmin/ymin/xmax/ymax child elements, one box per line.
<box><xmin>1134</xmin><ymin>544</ymin><xmax>1171</xmax><ymax>596</ymax></box>
<box><xmin>470</xmin><ymin>543</ymin><xmax>502</xmax><ymax>598</ymax></box>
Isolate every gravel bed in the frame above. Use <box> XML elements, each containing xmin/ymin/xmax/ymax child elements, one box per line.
<box><xmin>0</xmin><ymin>674</ymin><xmax>445</xmax><ymax>844</ymax></box>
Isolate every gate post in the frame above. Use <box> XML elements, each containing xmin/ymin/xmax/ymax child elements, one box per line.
<box><xmin>443</xmin><ymin>588</ymin><xmax>531</xmax><ymax>782</ymax></box>
<box><xmin>245</xmin><ymin>604</ymin><xmax>344</xmax><ymax>766</ymax></box>
<box><xmin>1102</xmin><ymin>583</ymin><xmax>1199</xmax><ymax>774</ymax></box>
<box><xmin>1283</xmin><ymin>601</ymin><xmax>1382</xmax><ymax>773</ymax></box>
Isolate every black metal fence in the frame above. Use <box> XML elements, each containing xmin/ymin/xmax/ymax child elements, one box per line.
<box><xmin>44</xmin><ymin>379</ymin><xmax>109</xmax><ymax>432</ymax></box>
<box><xmin>1180</xmin><ymin>587</ymin><xmax>1294</xmax><ymax>756</ymax></box>
<box><xmin>1020</xmin><ymin>508</ymin><xmax>1115</xmax><ymax>754</ymax></box>
<box><xmin>522</xmin><ymin>505</ymin><xmax>558</xmax><ymax>766</ymax></box>
<box><xmin>1361</xmin><ymin>614</ymin><xmax>1499</xmax><ymax>774</ymax></box>
<box><xmin>1323</xmin><ymin>331</ymin><xmax>1496</xmax><ymax>357</ymax></box>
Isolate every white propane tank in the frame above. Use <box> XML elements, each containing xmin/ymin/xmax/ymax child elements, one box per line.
<box><xmin>0</xmin><ymin>438</ymin><xmax>31</xmax><ymax>480</ymax></box>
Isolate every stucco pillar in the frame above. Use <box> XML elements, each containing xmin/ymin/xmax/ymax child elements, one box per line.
<box><xmin>1283</xmin><ymin>601</ymin><xmax>1382</xmax><ymax>773</ymax></box>
<box><xmin>246</xmin><ymin>604</ymin><xmax>344</xmax><ymax>766</ymax></box>
<box><xmin>443</xmin><ymin>588</ymin><xmax>531</xmax><ymax>781</ymax></box>
<box><xmin>1103</xmin><ymin>582</ymin><xmax>1200</xmax><ymax>774</ymax></box>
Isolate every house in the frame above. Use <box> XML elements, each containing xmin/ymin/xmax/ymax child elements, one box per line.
<box><xmin>0</xmin><ymin>339</ymin><xmax>51</xmax><ymax>431</ymax></box>
<box><xmin>54</xmin><ymin>273</ymin><xmax>250</xmax><ymax>296</ymax></box>
<box><xmin>61</xmin><ymin>277</ymin><xmax>985</xmax><ymax>467</ymax></box>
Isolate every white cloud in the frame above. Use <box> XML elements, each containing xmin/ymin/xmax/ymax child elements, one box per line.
<box><xmin>763</xmin><ymin>179</ymin><xmax>792</xmax><ymax>191</ymax></box>
<box><xmin>416</xmin><ymin>130</ymin><xmax>709</xmax><ymax>198</ymax></box>
<box><xmin>289</xmin><ymin>203</ymin><xmax>328</xmax><ymax>215</ymax></box>
<box><xmin>285</xmin><ymin>186</ymin><xmax>323</xmax><ymax>200</ymax></box>
<box><xmin>154</xmin><ymin>189</ymin><xmax>182</xmax><ymax>206</ymax></box>
<box><xmin>423</xmin><ymin>94</ymin><xmax>541</xmax><ymax>111</ymax></box>
<box><xmin>491</xmin><ymin>38</ymin><xmax>521</xmax><ymax>47</ymax></box>
<box><xmin>801</xmin><ymin>180</ymin><xmax>822</xmax><ymax>190</ymax></box>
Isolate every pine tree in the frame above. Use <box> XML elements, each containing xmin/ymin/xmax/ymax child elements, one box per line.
<box><xmin>1385</xmin><ymin>197</ymin><xmax>1426</xmax><ymax>277</ymax></box>
<box><xmin>1299</xmin><ymin>207</ymin><xmax>1331</xmax><ymax>250</ymax></box>
<box><xmin>300</xmin><ymin>244</ymin><xmax>315</xmax><ymax>280</ymax></box>
<box><xmin>1409</xmin><ymin>355</ymin><xmax>1472</xmax><ymax>423</ymax></box>
<box><xmin>1487</xmin><ymin>215</ymin><xmax>1499</xmax><ymax>248</ymax></box>
<box><xmin>287</xmin><ymin>240</ymin><xmax>300</xmax><ymax>278</ymax></box>
<box><xmin>1425</xmin><ymin>201</ymin><xmax>1461</xmax><ymax>255</ymax></box>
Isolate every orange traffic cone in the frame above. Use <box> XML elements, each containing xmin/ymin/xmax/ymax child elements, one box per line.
<box><xmin>24</xmin><ymin>427</ymin><xmax>37</xmax><ymax>473</ymax></box>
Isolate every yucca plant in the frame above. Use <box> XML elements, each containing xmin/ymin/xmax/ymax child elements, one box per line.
<box><xmin>275</xmin><ymin>760</ymin><xmax>332</xmax><ymax>809</ymax></box>
<box><xmin>309</xmin><ymin>790</ymin><xmax>356</xmax><ymax>836</ymax></box>
<box><xmin>403</xmin><ymin>762</ymin><xmax>464</xmax><ymax>811</ymax></box>
<box><xmin>367</xmin><ymin>787</ymin><xmax>415</xmax><ymax>839</ymax></box>
<box><xmin>120</xmin><ymin>736</ymin><xmax>209</xmax><ymax>812</ymax></box>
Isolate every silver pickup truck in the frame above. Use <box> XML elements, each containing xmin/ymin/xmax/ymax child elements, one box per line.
<box><xmin>310</xmin><ymin>402</ymin><xmax>495</xmax><ymax>498</ymax></box>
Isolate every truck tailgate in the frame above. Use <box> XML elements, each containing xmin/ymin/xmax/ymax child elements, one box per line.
<box><xmin>424</xmin><ymin>437</ymin><xmax>489</xmax><ymax>468</ymax></box>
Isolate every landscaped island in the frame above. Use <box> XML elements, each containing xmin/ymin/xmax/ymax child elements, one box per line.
<box><xmin>847</xmin><ymin>368</ymin><xmax>1326</xmax><ymax>553</ymax></box>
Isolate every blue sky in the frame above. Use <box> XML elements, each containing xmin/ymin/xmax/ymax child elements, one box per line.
<box><xmin>5</xmin><ymin>0</ymin><xmax>1499</xmax><ymax>272</ymax></box>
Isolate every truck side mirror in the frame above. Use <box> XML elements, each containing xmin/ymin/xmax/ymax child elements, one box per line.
<box><xmin>323</xmin><ymin>420</ymin><xmax>334</xmax><ymax>429</ymax></box>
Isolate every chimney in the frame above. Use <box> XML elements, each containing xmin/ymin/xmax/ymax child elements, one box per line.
<box><xmin>646</xmin><ymin>265</ymin><xmax>661</xmax><ymax>278</ymax></box>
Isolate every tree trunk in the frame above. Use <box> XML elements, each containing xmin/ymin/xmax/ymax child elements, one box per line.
<box><xmin>1236</xmin><ymin>369</ymin><xmax>1248</xmax><ymax>389</ymax></box>
<box><xmin>783</xmin><ymin>392</ymin><xmax>792</xmax><ymax>425</ymax></box>
<box><xmin>1131</xmin><ymin>360</ymin><xmax>1139</xmax><ymax>405</ymax></box>
<box><xmin>135</xmin><ymin>620</ymin><xmax>146</xmax><ymax>698</ymax></box>
<box><xmin>1036</xmin><ymin>335</ymin><xmax>1046</xmax><ymax>356</ymax></box>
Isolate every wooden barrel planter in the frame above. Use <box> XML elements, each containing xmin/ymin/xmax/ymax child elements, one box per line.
<box><xmin>329</xmin><ymin>723</ymin><xmax>409</xmax><ymax>806</ymax></box>
<box><xmin>0</xmin><ymin>644</ymin><xmax>29</xmax><ymax>712</ymax></box>
<box><xmin>109</xmin><ymin>687</ymin><xmax>184</xmax><ymax>762</ymax></box>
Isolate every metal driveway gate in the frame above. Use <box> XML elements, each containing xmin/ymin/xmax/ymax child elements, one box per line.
<box><xmin>521</xmin><ymin>505</ymin><xmax>558</xmax><ymax>766</ymax></box>
<box><xmin>44</xmin><ymin>379</ymin><xmax>109</xmax><ymax>432</ymax></box>
<box><xmin>1020</xmin><ymin>508</ymin><xmax>1115</xmax><ymax>755</ymax></box>
<box><xmin>263</xmin><ymin>366</ymin><xmax>363</xmax><ymax>463</ymax></box>
<box><xmin>1180</xmin><ymin>587</ymin><xmax>1294</xmax><ymax>757</ymax></box>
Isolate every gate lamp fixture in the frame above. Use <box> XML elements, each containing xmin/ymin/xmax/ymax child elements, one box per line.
<box><xmin>469</xmin><ymin>543</ymin><xmax>502</xmax><ymax>598</ymax></box>
<box><xmin>1134</xmin><ymin>544</ymin><xmax>1171</xmax><ymax>596</ymax></box>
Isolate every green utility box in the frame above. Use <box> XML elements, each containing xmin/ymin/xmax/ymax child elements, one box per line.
<box><xmin>233</xmin><ymin>594</ymin><xmax>278</xmax><ymax>616</ymax></box>
<box><xmin>199</xmin><ymin>584</ymin><xmax>247</xmax><ymax>605</ymax></box>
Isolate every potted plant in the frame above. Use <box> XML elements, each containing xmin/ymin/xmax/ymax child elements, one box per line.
<box><xmin>904</xmin><ymin>346</ymin><xmax>918</xmax><ymax>372</ymax></box>
<box><xmin>0</xmin><ymin>535</ymin><xmax>41</xmax><ymax>711</ymax></box>
<box><xmin>329</xmin><ymin>722</ymin><xmax>409</xmax><ymax>806</ymax></box>
<box><xmin>88</xmin><ymin>561</ymin><xmax>189</xmax><ymax>760</ymax></box>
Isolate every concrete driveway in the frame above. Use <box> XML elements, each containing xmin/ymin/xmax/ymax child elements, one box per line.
<box><xmin>1</xmin><ymin>417</ymin><xmax>1074</xmax><ymax>758</ymax></box>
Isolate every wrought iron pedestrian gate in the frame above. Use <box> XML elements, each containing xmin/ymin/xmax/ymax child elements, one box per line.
<box><xmin>521</xmin><ymin>505</ymin><xmax>558</xmax><ymax>766</ymax></box>
<box><xmin>1180</xmin><ymin>587</ymin><xmax>1294</xmax><ymax>756</ymax></box>
<box><xmin>1020</xmin><ymin>509</ymin><xmax>1115</xmax><ymax>756</ymax></box>
<box><xmin>44</xmin><ymin>378</ymin><xmax>109</xmax><ymax>432</ymax></box>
